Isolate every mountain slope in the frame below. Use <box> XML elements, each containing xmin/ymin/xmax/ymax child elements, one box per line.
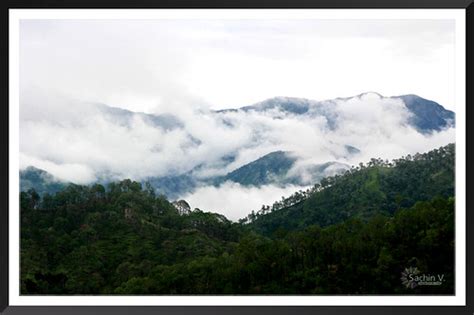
<box><xmin>20</xmin><ymin>166</ymin><xmax>67</xmax><ymax>195</ymax></box>
<box><xmin>395</xmin><ymin>94</ymin><xmax>455</xmax><ymax>132</ymax></box>
<box><xmin>217</xmin><ymin>151</ymin><xmax>297</xmax><ymax>186</ymax></box>
<box><xmin>96</xmin><ymin>103</ymin><xmax>184</xmax><ymax>131</ymax></box>
<box><xmin>19</xmin><ymin>153</ymin><xmax>455</xmax><ymax>295</ymax></box>
<box><xmin>247</xmin><ymin>143</ymin><xmax>455</xmax><ymax>235</ymax></box>
<box><xmin>20</xmin><ymin>93</ymin><xmax>454</xmax><ymax>199</ymax></box>
<box><xmin>19</xmin><ymin>152</ymin><xmax>348</xmax><ymax>199</ymax></box>
<box><xmin>145</xmin><ymin>174</ymin><xmax>198</xmax><ymax>200</ymax></box>
<box><xmin>212</xmin><ymin>151</ymin><xmax>350</xmax><ymax>187</ymax></box>
<box><xmin>217</xmin><ymin>93</ymin><xmax>454</xmax><ymax>133</ymax></box>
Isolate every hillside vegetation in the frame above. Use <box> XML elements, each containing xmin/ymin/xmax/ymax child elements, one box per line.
<box><xmin>20</xmin><ymin>144</ymin><xmax>455</xmax><ymax>295</ymax></box>
<box><xmin>247</xmin><ymin>144</ymin><xmax>454</xmax><ymax>235</ymax></box>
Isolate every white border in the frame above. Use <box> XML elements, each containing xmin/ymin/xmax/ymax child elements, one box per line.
<box><xmin>8</xmin><ymin>9</ymin><xmax>467</xmax><ymax>306</ymax></box>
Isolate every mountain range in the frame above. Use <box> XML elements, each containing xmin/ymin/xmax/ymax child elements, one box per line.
<box><xmin>20</xmin><ymin>92</ymin><xmax>455</xmax><ymax>200</ymax></box>
<box><xmin>216</xmin><ymin>92</ymin><xmax>454</xmax><ymax>133</ymax></box>
<box><xmin>20</xmin><ymin>143</ymin><xmax>455</xmax><ymax>295</ymax></box>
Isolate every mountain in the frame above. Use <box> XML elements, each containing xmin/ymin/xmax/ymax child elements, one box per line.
<box><xmin>394</xmin><ymin>94</ymin><xmax>455</xmax><ymax>132</ymax></box>
<box><xmin>20</xmin><ymin>92</ymin><xmax>454</xmax><ymax>199</ymax></box>
<box><xmin>217</xmin><ymin>93</ymin><xmax>454</xmax><ymax>133</ymax></box>
<box><xmin>289</xmin><ymin>161</ymin><xmax>350</xmax><ymax>184</ymax></box>
<box><xmin>145</xmin><ymin>174</ymin><xmax>198</xmax><ymax>200</ymax></box>
<box><xmin>141</xmin><ymin>151</ymin><xmax>349</xmax><ymax>198</ymax></box>
<box><xmin>95</xmin><ymin>103</ymin><xmax>184</xmax><ymax>131</ymax></box>
<box><xmin>216</xmin><ymin>151</ymin><xmax>297</xmax><ymax>186</ymax></box>
<box><xmin>20</xmin><ymin>144</ymin><xmax>455</xmax><ymax>295</ymax></box>
<box><xmin>141</xmin><ymin>150</ymin><xmax>351</xmax><ymax>199</ymax></box>
<box><xmin>246</xmin><ymin>143</ymin><xmax>455</xmax><ymax>235</ymax></box>
<box><xmin>96</xmin><ymin>92</ymin><xmax>456</xmax><ymax>135</ymax></box>
<box><xmin>213</xmin><ymin>151</ymin><xmax>350</xmax><ymax>187</ymax></box>
<box><xmin>20</xmin><ymin>166</ymin><xmax>67</xmax><ymax>195</ymax></box>
<box><xmin>20</xmin><ymin>152</ymin><xmax>350</xmax><ymax>200</ymax></box>
<box><xmin>237</xmin><ymin>96</ymin><xmax>313</xmax><ymax>115</ymax></box>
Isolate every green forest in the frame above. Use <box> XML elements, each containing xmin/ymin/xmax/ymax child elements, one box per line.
<box><xmin>20</xmin><ymin>144</ymin><xmax>455</xmax><ymax>295</ymax></box>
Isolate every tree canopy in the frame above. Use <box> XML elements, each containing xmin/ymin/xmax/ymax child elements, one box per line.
<box><xmin>20</xmin><ymin>144</ymin><xmax>455</xmax><ymax>295</ymax></box>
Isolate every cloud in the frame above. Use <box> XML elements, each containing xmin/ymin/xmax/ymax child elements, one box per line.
<box><xmin>18</xmin><ymin>18</ymin><xmax>457</xmax><ymax>220</ymax></box>
<box><xmin>19</xmin><ymin>89</ymin><xmax>455</xmax><ymax>187</ymax></box>
<box><xmin>181</xmin><ymin>181</ymin><xmax>309</xmax><ymax>221</ymax></box>
<box><xmin>19</xmin><ymin>153</ymin><xmax>96</xmax><ymax>184</ymax></box>
<box><xmin>324</xmin><ymin>93</ymin><xmax>456</xmax><ymax>165</ymax></box>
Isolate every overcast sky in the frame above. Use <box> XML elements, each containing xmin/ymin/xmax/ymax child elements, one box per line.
<box><xmin>20</xmin><ymin>18</ymin><xmax>455</xmax><ymax>113</ymax></box>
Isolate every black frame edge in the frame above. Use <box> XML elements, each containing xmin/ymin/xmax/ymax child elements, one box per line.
<box><xmin>465</xmin><ymin>1</ymin><xmax>473</xmax><ymax>314</ymax></box>
<box><xmin>1</xmin><ymin>1</ymin><xmax>473</xmax><ymax>315</ymax></box>
<box><xmin>1</xmin><ymin>4</ymin><xmax>9</xmax><ymax>315</ymax></box>
<box><xmin>2</xmin><ymin>0</ymin><xmax>474</xmax><ymax>8</ymax></box>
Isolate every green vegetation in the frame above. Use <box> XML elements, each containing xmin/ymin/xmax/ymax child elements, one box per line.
<box><xmin>20</xmin><ymin>166</ymin><xmax>67</xmax><ymax>196</ymax></box>
<box><xmin>20</xmin><ymin>144</ymin><xmax>455</xmax><ymax>295</ymax></box>
<box><xmin>217</xmin><ymin>151</ymin><xmax>297</xmax><ymax>186</ymax></box>
<box><xmin>212</xmin><ymin>151</ymin><xmax>347</xmax><ymax>187</ymax></box>
<box><xmin>246</xmin><ymin>144</ymin><xmax>454</xmax><ymax>235</ymax></box>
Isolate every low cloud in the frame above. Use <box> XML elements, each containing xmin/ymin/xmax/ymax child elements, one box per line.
<box><xmin>181</xmin><ymin>181</ymin><xmax>309</xmax><ymax>221</ymax></box>
<box><xmin>18</xmin><ymin>18</ymin><xmax>456</xmax><ymax>221</ymax></box>
<box><xmin>19</xmin><ymin>153</ymin><xmax>96</xmax><ymax>184</ymax></box>
<box><xmin>19</xmin><ymin>89</ymin><xmax>455</xmax><ymax>221</ymax></box>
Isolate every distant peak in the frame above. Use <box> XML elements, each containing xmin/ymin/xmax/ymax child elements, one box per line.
<box><xmin>264</xmin><ymin>96</ymin><xmax>308</xmax><ymax>102</ymax></box>
<box><xmin>356</xmin><ymin>92</ymin><xmax>384</xmax><ymax>99</ymax></box>
<box><xmin>254</xmin><ymin>96</ymin><xmax>311</xmax><ymax>106</ymax></box>
<box><xmin>395</xmin><ymin>94</ymin><xmax>423</xmax><ymax>100</ymax></box>
<box><xmin>22</xmin><ymin>165</ymin><xmax>47</xmax><ymax>173</ymax></box>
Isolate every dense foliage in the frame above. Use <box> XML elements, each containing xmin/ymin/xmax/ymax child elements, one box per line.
<box><xmin>20</xmin><ymin>144</ymin><xmax>455</xmax><ymax>295</ymax></box>
<box><xmin>247</xmin><ymin>143</ymin><xmax>454</xmax><ymax>235</ymax></box>
<box><xmin>215</xmin><ymin>151</ymin><xmax>297</xmax><ymax>186</ymax></box>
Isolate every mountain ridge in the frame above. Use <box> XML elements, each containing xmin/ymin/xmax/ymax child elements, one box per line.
<box><xmin>20</xmin><ymin>150</ymin><xmax>350</xmax><ymax>200</ymax></box>
<box><xmin>216</xmin><ymin>93</ymin><xmax>454</xmax><ymax>133</ymax></box>
<box><xmin>246</xmin><ymin>143</ymin><xmax>455</xmax><ymax>235</ymax></box>
<box><xmin>20</xmin><ymin>144</ymin><xmax>455</xmax><ymax>294</ymax></box>
<box><xmin>20</xmin><ymin>92</ymin><xmax>455</xmax><ymax>200</ymax></box>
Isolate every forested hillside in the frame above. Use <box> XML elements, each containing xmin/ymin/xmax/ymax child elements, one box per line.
<box><xmin>20</xmin><ymin>144</ymin><xmax>455</xmax><ymax>295</ymax></box>
<box><xmin>20</xmin><ymin>166</ymin><xmax>67</xmax><ymax>196</ymax></box>
<box><xmin>246</xmin><ymin>143</ymin><xmax>454</xmax><ymax>235</ymax></box>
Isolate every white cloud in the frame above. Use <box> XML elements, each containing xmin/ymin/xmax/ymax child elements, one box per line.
<box><xmin>19</xmin><ymin>89</ymin><xmax>455</xmax><ymax>187</ymax></box>
<box><xmin>18</xmin><ymin>18</ymin><xmax>456</xmax><ymax>220</ymax></box>
<box><xmin>20</xmin><ymin>153</ymin><xmax>96</xmax><ymax>184</ymax></box>
<box><xmin>181</xmin><ymin>181</ymin><xmax>309</xmax><ymax>221</ymax></box>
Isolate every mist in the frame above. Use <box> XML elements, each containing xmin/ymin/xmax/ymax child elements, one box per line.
<box><xmin>18</xmin><ymin>18</ymin><xmax>456</xmax><ymax>220</ymax></box>
<box><xmin>181</xmin><ymin>182</ymin><xmax>310</xmax><ymax>221</ymax></box>
<box><xmin>19</xmin><ymin>89</ymin><xmax>454</xmax><ymax>185</ymax></box>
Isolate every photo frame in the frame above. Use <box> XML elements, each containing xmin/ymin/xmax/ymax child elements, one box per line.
<box><xmin>1</xmin><ymin>0</ymin><xmax>473</xmax><ymax>314</ymax></box>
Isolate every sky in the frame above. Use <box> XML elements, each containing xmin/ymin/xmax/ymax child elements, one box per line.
<box><xmin>18</xmin><ymin>17</ymin><xmax>457</xmax><ymax>220</ymax></box>
<box><xmin>20</xmin><ymin>18</ymin><xmax>456</xmax><ymax>113</ymax></box>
